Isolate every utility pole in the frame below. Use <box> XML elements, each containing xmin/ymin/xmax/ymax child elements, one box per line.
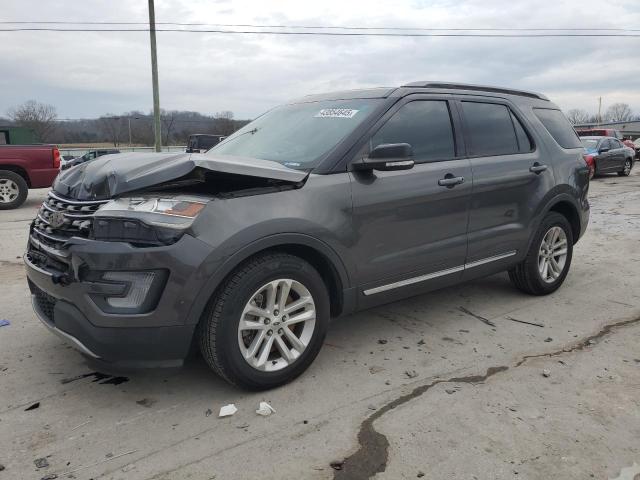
<box><xmin>597</xmin><ymin>97</ymin><xmax>602</xmax><ymax>126</ymax></box>
<box><xmin>148</xmin><ymin>0</ymin><xmax>162</xmax><ymax>152</ymax></box>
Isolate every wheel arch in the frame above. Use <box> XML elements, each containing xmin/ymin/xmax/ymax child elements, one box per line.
<box><xmin>524</xmin><ymin>192</ymin><xmax>583</xmax><ymax>256</ymax></box>
<box><xmin>186</xmin><ymin>234</ymin><xmax>352</xmax><ymax>326</ymax></box>
<box><xmin>0</xmin><ymin>165</ymin><xmax>31</xmax><ymax>187</ymax></box>
<box><xmin>547</xmin><ymin>200</ymin><xmax>581</xmax><ymax>244</ymax></box>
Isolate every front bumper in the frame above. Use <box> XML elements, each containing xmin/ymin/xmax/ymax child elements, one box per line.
<box><xmin>25</xmin><ymin>233</ymin><xmax>217</xmax><ymax>367</ymax></box>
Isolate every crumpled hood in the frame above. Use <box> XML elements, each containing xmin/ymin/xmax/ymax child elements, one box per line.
<box><xmin>53</xmin><ymin>152</ymin><xmax>309</xmax><ymax>200</ymax></box>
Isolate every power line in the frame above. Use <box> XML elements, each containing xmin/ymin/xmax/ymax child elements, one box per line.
<box><xmin>0</xmin><ymin>20</ymin><xmax>638</xmax><ymax>32</ymax></box>
<box><xmin>1</xmin><ymin>27</ymin><xmax>639</xmax><ymax>37</ymax></box>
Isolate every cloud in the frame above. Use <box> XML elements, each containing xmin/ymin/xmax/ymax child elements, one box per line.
<box><xmin>1</xmin><ymin>0</ymin><xmax>639</xmax><ymax>119</ymax></box>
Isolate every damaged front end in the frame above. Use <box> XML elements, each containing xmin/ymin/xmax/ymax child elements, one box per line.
<box><xmin>24</xmin><ymin>151</ymin><xmax>309</xmax><ymax>366</ymax></box>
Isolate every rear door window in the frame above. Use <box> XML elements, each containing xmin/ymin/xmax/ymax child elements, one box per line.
<box><xmin>461</xmin><ymin>102</ymin><xmax>520</xmax><ymax>156</ymax></box>
<box><xmin>533</xmin><ymin>108</ymin><xmax>582</xmax><ymax>149</ymax></box>
<box><xmin>371</xmin><ymin>100</ymin><xmax>456</xmax><ymax>162</ymax></box>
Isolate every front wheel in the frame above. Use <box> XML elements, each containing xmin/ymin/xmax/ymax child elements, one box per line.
<box><xmin>198</xmin><ymin>252</ymin><xmax>330</xmax><ymax>390</ymax></box>
<box><xmin>618</xmin><ymin>159</ymin><xmax>632</xmax><ymax>177</ymax></box>
<box><xmin>509</xmin><ymin>212</ymin><xmax>573</xmax><ymax>295</ymax></box>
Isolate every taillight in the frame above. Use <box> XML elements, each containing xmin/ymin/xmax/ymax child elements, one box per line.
<box><xmin>52</xmin><ymin>147</ymin><xmax>61</xmax><ymax>169</ymax></box>
<box><xmin>583</xmin><ymin>154</ymin><xmax>595</xmax><ymax>179</ymax></box>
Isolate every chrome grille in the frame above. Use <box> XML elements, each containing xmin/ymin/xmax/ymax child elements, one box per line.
<box><xmin>31</xmin><ymin>191</ymin><xmax>109</xmax><ymax>254</ymax></box>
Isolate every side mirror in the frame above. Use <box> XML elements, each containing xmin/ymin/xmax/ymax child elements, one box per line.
<box><xmin>354</xmin><ymin>143</ymin><xmax>414</xmax><ymax>171</ymax></box>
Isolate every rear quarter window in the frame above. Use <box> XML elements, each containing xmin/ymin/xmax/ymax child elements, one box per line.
<box><xmin>533</xmin><ymin>108</ymin><xmax>582</xmax><ymax>149</ymax></box>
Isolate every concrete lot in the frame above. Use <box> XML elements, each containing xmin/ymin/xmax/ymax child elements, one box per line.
<box><xmin>1</xmin><ymin>171</ymin><xmax>639</xmax><ymax>480</ymax></box>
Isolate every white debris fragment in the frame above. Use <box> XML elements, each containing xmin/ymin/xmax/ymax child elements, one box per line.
<box><xmin>256</xmin><ymin>401</ymin><xmax>276</xmax><ymax>416</ymax></box>
<box><xmin>219</xmin><ymin>404</ymin><xmax>238</xmax><ymax>417</ymax></box>
<box><xmin>542</xmin><ymin>369</ymin><xmax>551</xmax><ymax>378</ymax></box>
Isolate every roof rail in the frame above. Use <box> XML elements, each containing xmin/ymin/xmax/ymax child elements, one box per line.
<box><xmin>402</xmin><ymin>81</ymin><xmax>549</xmax><ymax>101</ymax></box>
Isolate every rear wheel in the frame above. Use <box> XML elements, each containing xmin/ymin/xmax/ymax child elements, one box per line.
<box><xmin>508</xmin><ymin>212</ymin><xmax>573</xmax><ymax>295</ymax></box>
<box><xmin>0</xmin><ymin>170</ymin><xmax>28</xmax><ymax>210</ymax></box>
<box><xmin>198</xmin><ymin>252</ymin><xmax>329</xmax><ymax>390</ymax></box>
<box><xmin>618</xmin><ymin>159</ymin><xmax>632</xmax><ymax>177</ymax></box>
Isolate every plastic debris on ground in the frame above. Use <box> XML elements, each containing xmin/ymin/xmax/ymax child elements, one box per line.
<box><xmin>0</xmin><ymin>320</ymin><xmax>10</xmax><ymax>327</ymax></box>
<box><xmin>256</xmin><ymin>401</ymin><xmax>276</xmax><ymax>416</ymax></box>
<box><xmin>34</xmin><ymin>458</ymin><xmax>49</xmax><ymax>468</ymax></box>
<box><xmin>219</xmin><ymin>404</ymin><xmax>238</xmax><ymax>417</ymax></box>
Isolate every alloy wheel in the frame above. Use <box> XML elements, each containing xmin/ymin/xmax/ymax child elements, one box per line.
<box><xmin>238</xmin><ymin>279</ymin><xmax>316</xmax><ymax>372</ymax></box>
<box><xmin>0</xmin><ymin>179</ymin><xmax>19</xmax><ymax>203</ymax></box>
<box><xmin>623</xmin><ymin>160</ymin><xmax>631</xmax><ymax>175</ymax></box>
<box><xmin>537</xmin><ymin>226</ymin><xmax>568</xmax><ymax>283</ymax></box>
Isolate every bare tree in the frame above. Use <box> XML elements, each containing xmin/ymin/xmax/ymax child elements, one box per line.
<box><xmin>566</xmin><ymin>109</ymin><xmax>590</xmax><ymax>125</ymax></box>
<box><xmin>214</xmin><ymin>110</ymin><xmax>236</xmax><ymax>136</ymax></box>
<box><xmin>99</xmin><ymin>115</ymin><xmax>125</xmax><ymax>146</ymax></box>
<box><xmin>161</xmin><ymin>110</ymin><xmax>177</xmax><ymax>145</ymax></box>
<box><xmin>605</xmin><ymin>103</ymin><xmax>633</xmax><ymax>122</ymax></box>
<box><xmin>8</xmin><ymin>100</ymin><xmax>58</xmax><ymax>142</ymax></box>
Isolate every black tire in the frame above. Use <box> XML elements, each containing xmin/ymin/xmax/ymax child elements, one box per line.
<box><xmin>617</xmin><ymin>159</ymin><xmax>632</xmax><ymax>177</ymax></box>
<box><xmin>198</xmin><ymin>252</ymin><xmax>330</xmax><ymax>390</ymax></box>
<box><xmin>0</xmin><ymin>170</ymin><xmax>28</xmax><ymax>210</ymax></box>
<box><xmin>508</xmin><ymin>212</ymin><xmax>573</xmax><ymax>296</ymax></box>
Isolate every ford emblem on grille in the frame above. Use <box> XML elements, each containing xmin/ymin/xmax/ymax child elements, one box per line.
<box><xmin>48</xmin><ymin>211</ymin><xmax>67</xmax><ymax>229</ymax></box>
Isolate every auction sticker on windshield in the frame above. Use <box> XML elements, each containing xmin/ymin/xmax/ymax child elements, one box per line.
<box><xmin>315</xmin><ymin>109</ymin><xmax>359</xmax><ymax>118</ymax></box>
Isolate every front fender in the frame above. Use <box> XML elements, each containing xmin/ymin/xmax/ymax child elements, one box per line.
<box><xmin>183</xmin><ymin>232</ymin><xmax>352</xmax><ymax>326</ymax></box>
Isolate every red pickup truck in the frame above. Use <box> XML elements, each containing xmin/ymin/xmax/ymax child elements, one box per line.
<box><xmin>0</xmin><ymin>145</ymin><xmax>60</xmax><ymax>209</ymax></box>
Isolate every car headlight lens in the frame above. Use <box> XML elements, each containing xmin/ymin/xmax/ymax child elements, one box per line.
<box><xmin>92</xmin><ymin>196</ymin><xmax>208</xmax><ymax>245</ymax></box>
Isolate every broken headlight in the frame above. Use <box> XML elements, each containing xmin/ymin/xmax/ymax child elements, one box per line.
<box><xmin>92</xmin><ymin>196</ymin><xmax>208</xmax><ymax>245</ymax></box>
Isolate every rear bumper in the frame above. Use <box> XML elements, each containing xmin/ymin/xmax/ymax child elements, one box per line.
<box><xmin>579</xmin><ymin>203</ymin><xmax>590</xmax><ymax>241</ymax></box>
<box><xmin>25</xmin><ymin>233</ymin><xmax>218</xmax><ymax>367</ymax></box>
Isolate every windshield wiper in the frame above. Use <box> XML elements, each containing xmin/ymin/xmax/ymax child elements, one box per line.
<box><xmin>216</xmin><ymin>127</ymin><xmax>259</xmax><ymax>147</ymax></box>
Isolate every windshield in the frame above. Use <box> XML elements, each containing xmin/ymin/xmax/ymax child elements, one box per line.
<box><xmin>581</xmin><ymin>139</ymin><xmax>599</xmax><ymax>150</ymax></box>
<box><xmin>208</xmin><ymin>98</ymin><xmax>383</xmax><ymax>168</ymax></box>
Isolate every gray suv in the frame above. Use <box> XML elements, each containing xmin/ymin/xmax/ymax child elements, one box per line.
<box><xmin>25</xmin><ymin>82</ymin><xmax>590</xmax><ymax>389</ymax></box>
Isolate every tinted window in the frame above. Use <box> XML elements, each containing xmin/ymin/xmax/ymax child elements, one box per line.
<box><xmin>533</xmin><ymin>108</ymin><xmax>582</xmax><ymax>149</ymax></box>
<box><xmin>611</xmin><ymin>139</ymin><xmax>622</xmax><ymax>149</ymax></box>
<box><xmin>371</xmin><ymin>101</ymin><xmax>455</xmax><ymax>162</ymax></box>
<box><xmin>200</xmin><ymin>137</ymin><xmax>218</xmax><ymax>149</ymax></box>
<box><xmin>462</xmin><ymin>102</ymin><xmax>519</xmax><ymax>156</ymax></box>
<box><xmin>510</xmin><ymin>112</ymin><xmax>533</xmax><ymax>152</ymax></box>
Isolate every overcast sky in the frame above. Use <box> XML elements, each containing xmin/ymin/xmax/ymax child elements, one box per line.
<box><xmin>1</xmin><ymin>0</ymin><xmax>639</xmax><ymax>120</ymax></box>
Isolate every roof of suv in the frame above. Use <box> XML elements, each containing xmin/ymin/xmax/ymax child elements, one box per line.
<box><xmin>296</xmin><ymin>81</ymin><xmax>550</xmax><ymax>104</ymax></box>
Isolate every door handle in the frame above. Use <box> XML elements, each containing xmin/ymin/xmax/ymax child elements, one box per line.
<box><xmin>438</xmin><ymin>175</ymin><xmax>465</xmax><ymax>187</ymax></box>
<box><xmin>529</xmin><ymin>163</ymin><xmax>548</xmax><ymax>174</ymax></box>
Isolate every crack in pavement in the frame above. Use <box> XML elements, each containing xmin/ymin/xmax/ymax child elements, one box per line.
<box><xmin>334</xmin><ymin>314</ymin><xmax>640</xmax><ymax>480</ymax></box>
